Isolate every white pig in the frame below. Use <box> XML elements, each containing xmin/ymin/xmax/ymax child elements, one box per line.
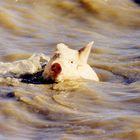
<box><xmin>42</xmin><ymin>41</ymin><xmax>99</xmax><ymax>82</ymax></box>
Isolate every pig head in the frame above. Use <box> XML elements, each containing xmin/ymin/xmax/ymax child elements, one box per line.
<box><xmin>42</xmin><ymin>41</ymin><xmax>99</xmax><ymax>82</ymax></box>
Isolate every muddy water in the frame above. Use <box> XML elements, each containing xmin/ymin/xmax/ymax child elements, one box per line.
<box><xmin>0</xmin><ymin>0</ymin><xmax>140</xmax><ymax>140</ymax></box>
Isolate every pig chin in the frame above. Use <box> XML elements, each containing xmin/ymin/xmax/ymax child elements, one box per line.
<box><xmin>43</xmin><ymin>72</ymin><xmax>62</xmax><ymax>83</ymax></box>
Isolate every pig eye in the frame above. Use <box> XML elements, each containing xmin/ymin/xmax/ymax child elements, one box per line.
<box><xmin>71</xmin><ymin>61</ymin><xmax>73</xmax><ymax>64</ymax></box>
<box><xmin>53</xmin><ymin>53</ymin><xmax>60</xmax><ymax>59</ymax></box>
<box><xmin>55</xmin><ymin>53</ymin><xmax>60</xmax><ymax>57</ymax></box>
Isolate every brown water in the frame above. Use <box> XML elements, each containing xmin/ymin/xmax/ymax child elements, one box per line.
<box><xmin>0</xmin><ymin>0</ymin><xmax>140</xmax><ymax>140</ymax></box>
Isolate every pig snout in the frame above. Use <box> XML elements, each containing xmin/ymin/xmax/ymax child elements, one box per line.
<box><xmin>42</xmin><ymin>63</ymin><xmax>62</xmax><ymax>82</ymax></box>
<box><xmin>51</xmin><ymin>63</ymin><xmax>62</xmax><ymax>75</ymax></box>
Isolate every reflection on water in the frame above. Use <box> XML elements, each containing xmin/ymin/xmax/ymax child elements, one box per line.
<box><xmin>0</xmin><ymin>0</ymin><xmax>140</xmax><ymax>140</ymax></box>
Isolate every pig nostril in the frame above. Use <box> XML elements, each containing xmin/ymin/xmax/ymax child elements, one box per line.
<box><xmin>51</xmin><ymin>63</ymin><xmax>62</xmax><ymax>74</ymax></box>
<box><xmin>51</xmin><ymin>65</ymin><xmax>56</xmax><ymax>70</ymax></box>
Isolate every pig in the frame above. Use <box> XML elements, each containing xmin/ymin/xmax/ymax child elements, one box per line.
<box><xmin>42</xmin><ymin>41</ymin><xmax>99</xmax><ymax>82</ymax></box>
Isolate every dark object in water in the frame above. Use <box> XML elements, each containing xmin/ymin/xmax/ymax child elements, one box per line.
<box><xmin>123</xmin><ymin>76</ymin><xmax>137</xmax><ymax>84</ymax></box>
<box><xmin>6</xmin><ymin>92</ymin><xmax>15</xmax><ymax>98</ymax></box>
<box><xmin>20</xmin><ymin>70</ymin><xmax>55</xmax><ymax>84</ymax></box>
<box><xmin>133</xmin><ymin>0</ymin><xmax>140</xmax><ymax>5</ymax></box>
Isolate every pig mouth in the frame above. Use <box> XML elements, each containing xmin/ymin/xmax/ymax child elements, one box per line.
<box><xmin>44</xmin><ymin>76</ymin><xmax>57</xmax><ymax>83</ymax></box>
<box><xmin>45</xmin><ymin>73</ymin><xmax>59</xmax><ymax>83</ymax></box>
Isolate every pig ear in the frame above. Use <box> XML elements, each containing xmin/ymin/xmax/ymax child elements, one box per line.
<box><xmin>56</xmin><ymin>43</ymin><xmax>69</xmax><ymax>51</ymax></box>
<box><xmin>79</xmin><ymin>41</ymin><xmax>94</xmax><ymax>63</ymax></box>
